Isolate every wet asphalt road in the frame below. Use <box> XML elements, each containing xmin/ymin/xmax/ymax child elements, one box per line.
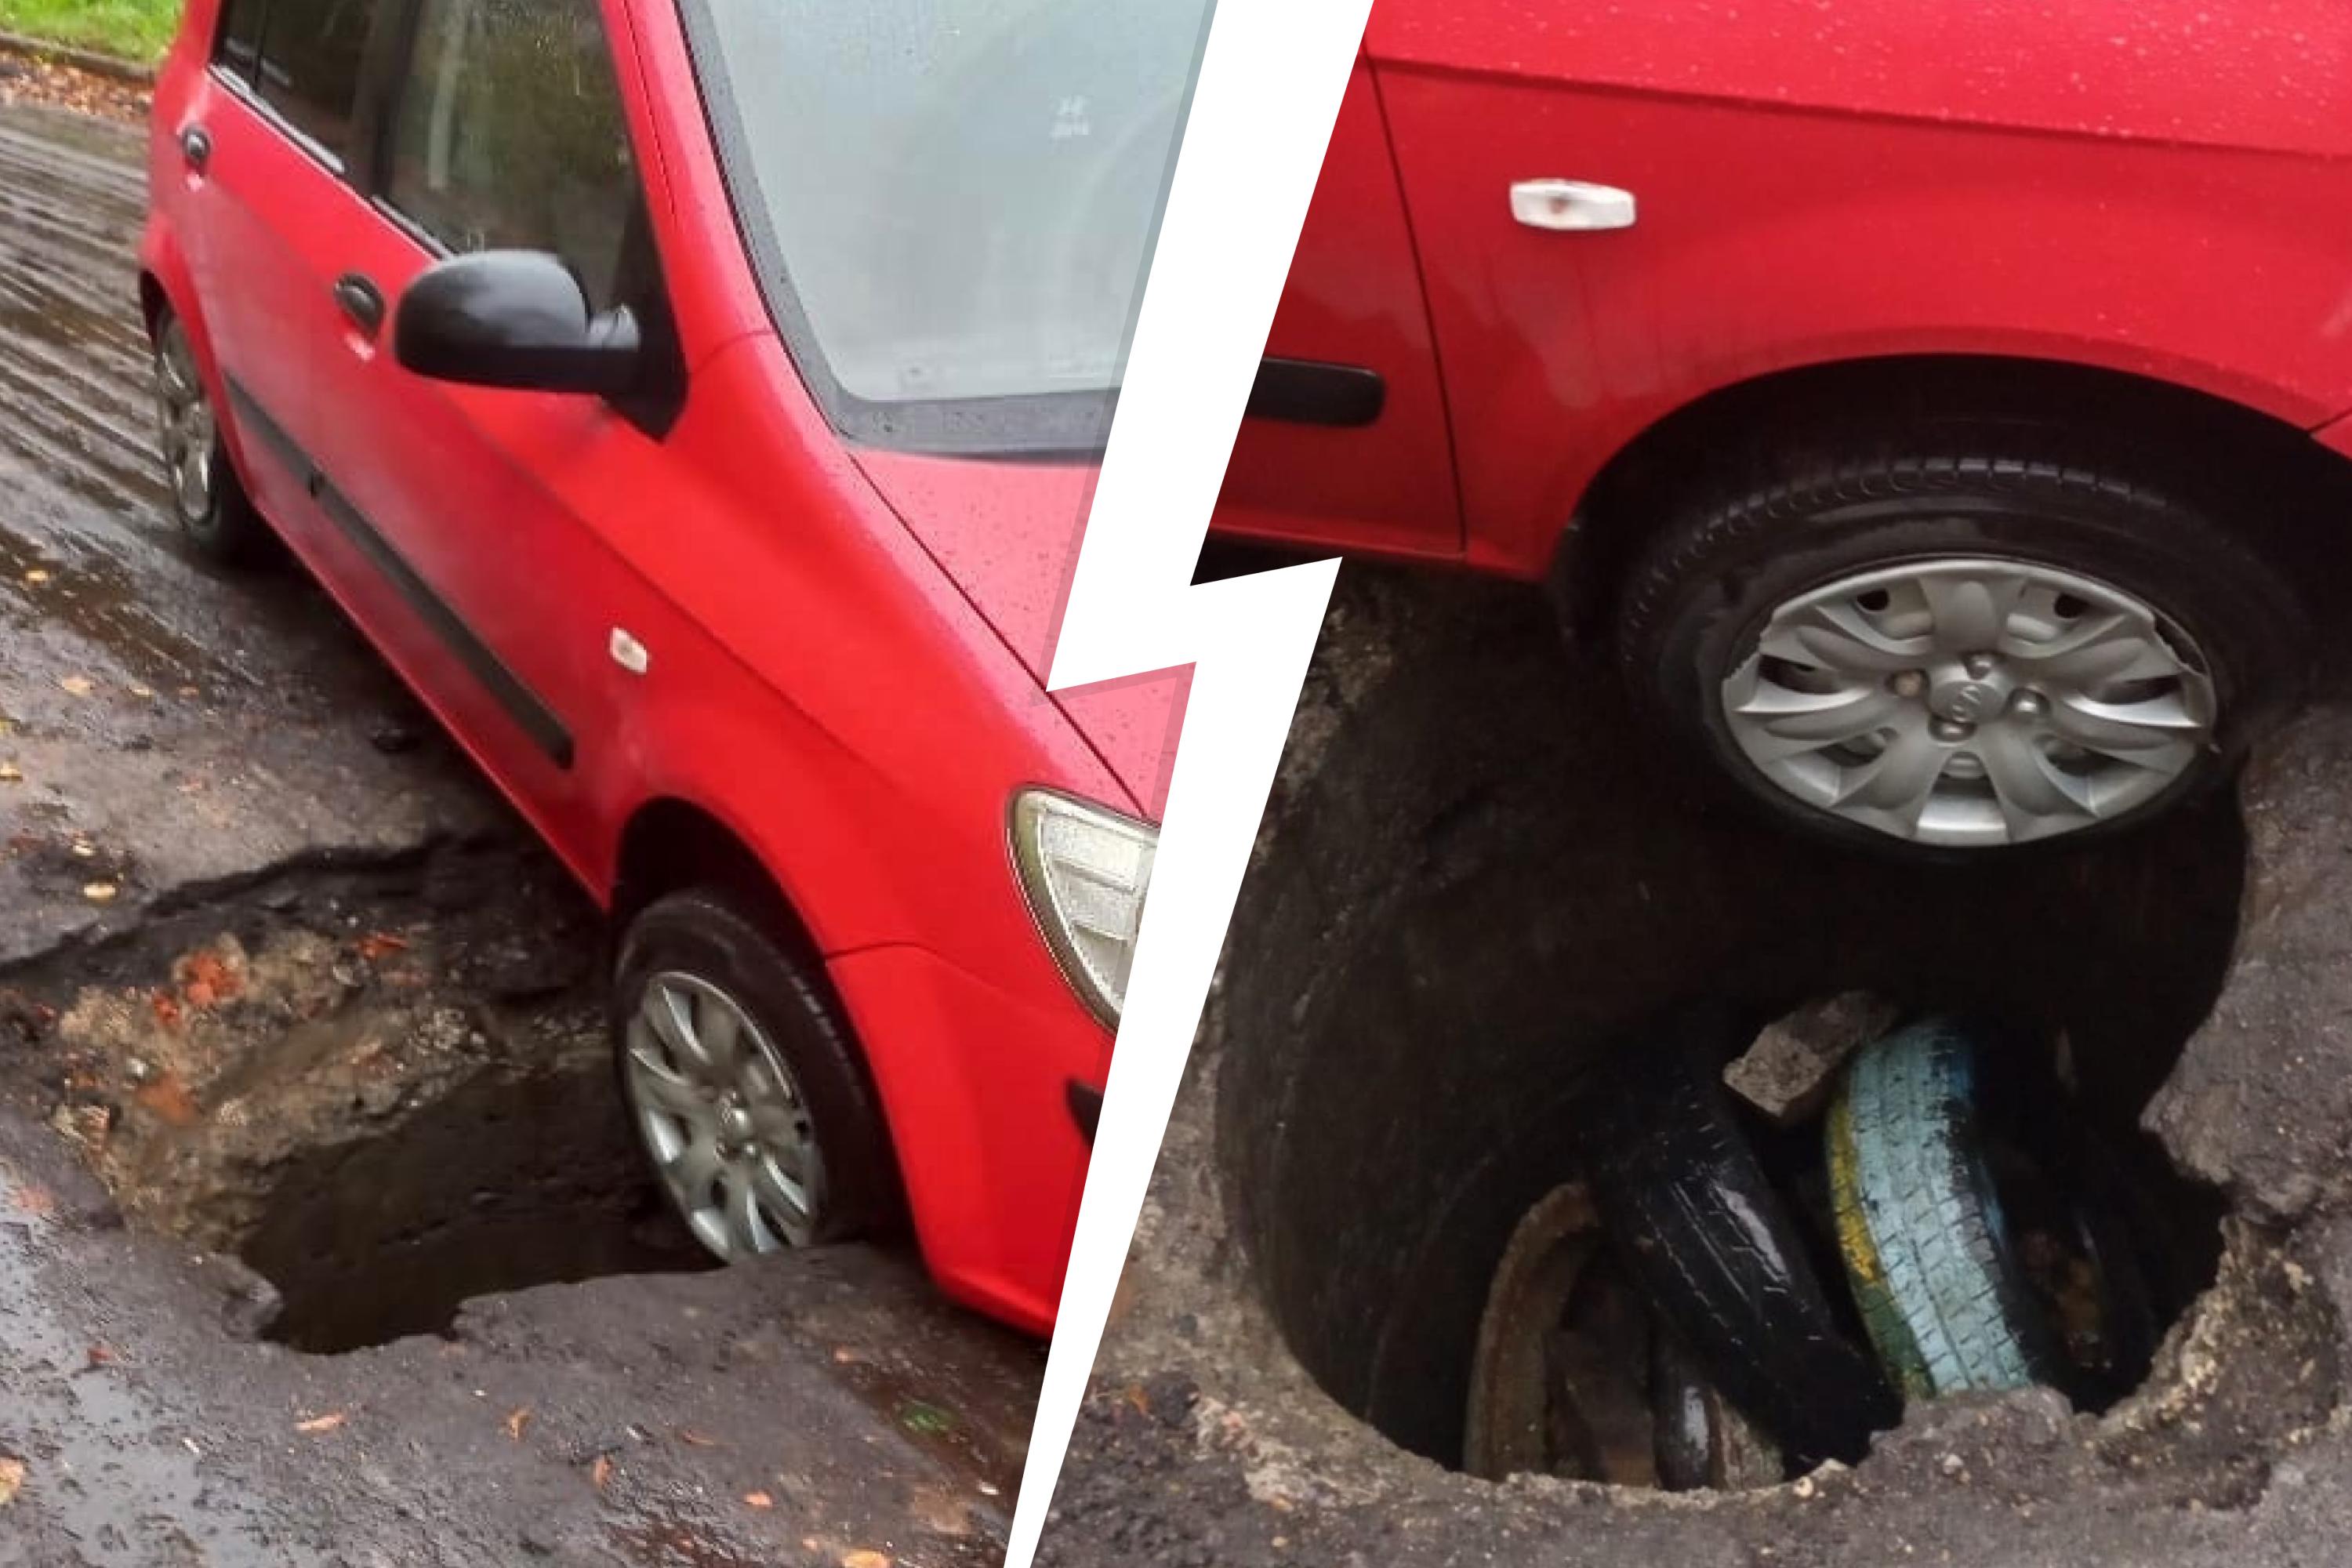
<box><xmin>0</xmin><ymin>103</ymin><xmax>494</xmax><ymax>963</ymax></box>
<box><xmin>0</xmin><ymin>100</ymin><xmax>1034</xmax><ymax>1566</ymax></box>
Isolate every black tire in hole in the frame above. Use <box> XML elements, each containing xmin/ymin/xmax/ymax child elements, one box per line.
<box><xmin>1215</xmin><ymin>572</ymin><xmax>2235</xmax><ymax>1486</ymax></box>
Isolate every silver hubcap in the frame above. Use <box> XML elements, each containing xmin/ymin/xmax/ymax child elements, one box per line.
<box><xmin>1721</xmin><ymin>557</ymin><xmax>2216</xmax><ymax>847</ymax></box>
<box><xmin>152</xmin><ymin>326</ymin><xmax>215</xmax><ymax>526</ymax></box>
<box><xmin>624</xmin><ymin>971</ymin><xmax>826</xmax><ymax>1259</ymax></box>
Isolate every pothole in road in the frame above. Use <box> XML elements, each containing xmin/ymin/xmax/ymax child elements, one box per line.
<box><xmin>1</xmin><ymin>840</ymin><xmax>709</xmax><ymax>1352</ymax></box>
<box><xmin>1212</xmin><ymin>569</ymin><xmax>2336</xmax><ymax>1500</ymax></box>
<box><xmin>236</xmin><ymin>1040</ymin><xmax>707</xmax><ymax>1353</ymax></box>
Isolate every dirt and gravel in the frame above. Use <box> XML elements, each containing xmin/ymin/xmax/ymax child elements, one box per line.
<box><xmin>1040</xmin><ymin>564</ymin><xmax>2352</xmax><ymax>1568</ymax></box>
<box><xmin>0</xmin><ymin>45</ymin><xmax>146</xmax><ymax>122</ymax></box>
<box><xmin>0</xmin><ymin>97</ymin><xmax>1036</xmax><ymax>1566</ymax></box>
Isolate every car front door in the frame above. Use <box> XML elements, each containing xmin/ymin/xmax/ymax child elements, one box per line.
<box><xmin>1209</xmin><ymin>56</ymin><xmax>1463</xmax><ymax>563</ymax></box>
<box><xmin>292</xmin><ymin>0</ymin><xmax>677</xmax><ymax>868</ymax></box>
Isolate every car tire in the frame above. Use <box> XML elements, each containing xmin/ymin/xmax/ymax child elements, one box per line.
<box><xmin>151</xmin><ymin>310</ymin><xmax>273</xmax><ymax>568</ymax></box>
<box><xmin>1827</xmin><ymin>1018</ymin><xmax>2062</xmax><ymax>1398</ymax></box>
<box><xmin>1616</xmin><ymin>430</ymin><xmax>2307</xmax><ymax>853</ymax></box>
<box><xmin>612</xmin><ymin>890</ymin><xmax>897</xmax><ymax>1261</ymax></box>
<box><xmin>1577</xmin><ymin>1007</ymin><xmax>1901</xmax><ymax>1467</ymax></box>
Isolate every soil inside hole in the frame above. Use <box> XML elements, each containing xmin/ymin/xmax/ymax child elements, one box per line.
<box><xmin>8</xmin><ymin>841</ymin><xmax>714</xmax><ymax>1353</ymax></box>
<box><xmin>1214</xmin><ymin>569</ymin><xmax>2239</xmax><ymax>1487</ymax></box>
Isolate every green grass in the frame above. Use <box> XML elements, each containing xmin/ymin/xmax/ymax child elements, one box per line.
<box><xmin>0</xmin><ymin>0</ymin><xmax>180</xmax><ymax>64</ymax></box>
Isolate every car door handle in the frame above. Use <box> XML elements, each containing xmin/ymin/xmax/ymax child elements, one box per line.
<box><xmin>332</xmin><ymin>273</ymin><xmax>386</xmax><ymax>339</ymax></box>
<box><xmin>179</xmin><ymin>124</ymin><xmax>212</xmax><ymax>170</ymax></box>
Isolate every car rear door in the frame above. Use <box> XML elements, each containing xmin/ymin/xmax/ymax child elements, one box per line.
<box><xmin>169</xmin><ymin>0</ymin><xmax>398</xmax><ymax>530</ymax></box>
<box><xmin>1209</xmin><ymin>56</ymin><xmax>1462</xmax><ymax>562</ymax></box>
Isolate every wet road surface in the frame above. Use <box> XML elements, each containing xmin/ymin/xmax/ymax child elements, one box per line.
<box><xmin>0</xmin><ymin>105</ymin><xmax>491</xmax><ymax>965</ymax></box>
<box><xmin>0</xmin><ymin>100</ymin><xmax>1034</xmax><ymax>1566</ymax></box>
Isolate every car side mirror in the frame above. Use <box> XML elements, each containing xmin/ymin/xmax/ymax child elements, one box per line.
<box><xmin>393</xmin><ymin>250</ymin><xmax>641</xmax><ymax>397</ymax></box>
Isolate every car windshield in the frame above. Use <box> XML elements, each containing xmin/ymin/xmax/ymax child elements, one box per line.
<box><xmin>681</xmin><ymin>0</ymin><xmax>1214</xmax><ymax>454</ymax></box>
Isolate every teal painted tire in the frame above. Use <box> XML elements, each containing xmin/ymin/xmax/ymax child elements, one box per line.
<box><xmin>1829</xmin><ymin>1019</ymin><xmax>2060</xmax><ymax>1396</ymax></box>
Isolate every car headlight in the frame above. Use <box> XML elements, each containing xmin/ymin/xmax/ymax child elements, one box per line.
<box><xmin>1009</xmin><ymin>788</ymin><xmax>1156</xmax><ymax>1027</ymax></box>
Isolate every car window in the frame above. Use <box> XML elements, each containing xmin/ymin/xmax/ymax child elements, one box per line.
<box><xmin>214</xmin><ymin>0</ymin><xmax>267</xmax><ymax>78</ymax></box>
<box><xmin>681</xmin><ymin>0</ymin><xmax>1210</xmax><ymax>450</ymax></box>
<box><xmin>249</xmin><ymin>0</ymin><xmax>383</xmax><ymax>162</ymax></box>
<box><xmin>384</xmin><ymin>0</ymin><xmax>640</xmax><ymax>313</ymax></box>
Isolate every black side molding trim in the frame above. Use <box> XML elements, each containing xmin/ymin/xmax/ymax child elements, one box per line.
<box><xmin>223</xmin><ymin>379</ymin><xmax>575</xmax><ymax>770</ymax></box>
<box><xmin>1067</xmin><ymin>1080</ymin><xmax>1102</xmax><ymax>1146</ymax></box>
<box><xmin>1245</xmin><ymin>358</ymin><xmax>1386</xmax><ymax>428</ymax></box>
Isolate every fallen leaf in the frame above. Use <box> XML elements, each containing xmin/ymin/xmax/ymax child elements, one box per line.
<box><xmin>675</xmin><ymin>1428</ymin><xmax>719</xmax><ymax>1448</ymax></box>
<box><xmin>841</xmin><ymin>1551</ymin><xmax>890</xmax><ymax>1568</ymax></box>
<box><xmin>355</xmin><ymin>931</ymin><xmax>409</xmax><ymax>961</ymax></box>
<box><xmin>128</xmin><ymin>684</ymin><xmax>153</xmax><ymax>699</ymax></box>
<box><xmin>150</xmin><ymin>992</ymin><xmax>183</xmax><ymax>1030</ymax></box>
<box><xmin>0</xmin><ymin>764</ymin><xmax>19</xmax><ymax>784</ymax></box>
<box><xmin>0</xmin><ymin>1456</ymin><xmax>23</xmax><ymax>1506</ymax></box>
<box><xmin>134</xmin><ymin>1073</ymin><xmax>199</xmax><ymax>1128</ymax></box>
<box><xmin>68</xmin><ymin>840</ymin><xmax>95</xmax><ymax>859</ymax></box>
<box><xmin>590</xmin><ymin>1454</ymin><xmax>614</xmax><ymax>1493</ymax></box>
<box><xmin>742</xmin><ymin>1491</ymin><xmax>774</xmax><ymax>1510</ymax></box>
<box><xmin>57</xmin><ymin>676</ymin><xmax>93</xmax><ymax>698</ymax></box>
<box><xmin>81</xmin><ymin>881</ymin><xmax>118</xmax><ymax>903</ymax></box>
<box><xmin>503</xmin><ymin>1407</ymin><xmax>531</xmax><ymax>1441</ymax></box>
<box><xmin>22</xmin><ymin>569</ymin><xmax>49</xmax><ymax>586</ymax></box>
<box><xmin>295</xmin><ymin>1412</ymin><xmax>347</xmax><ymax>1434</ymax></box>
<box><xmin>177</xmin><ymin>949</ymin><xmax>243</xmax><ymax>1007</ymax></box>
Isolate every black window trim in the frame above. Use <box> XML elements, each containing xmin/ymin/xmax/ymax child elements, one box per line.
<box><xmin>205</xmin><ymin>0</ymin><xmax>410</xmax><ymax>183</ymax></box>
<box><xmin>205</xmin><ymin>60</ymin><xmax>349</xmax><ymax>179</ymax></box>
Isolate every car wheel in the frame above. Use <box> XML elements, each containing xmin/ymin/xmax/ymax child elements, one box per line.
<box><xmin>1827</xmin><ymin>1018</ymin><xmax>2061</xmax><ymax>1398</ymax></box>
<box><xmin>1577</xmin><ymin>1006</ymin><xmax>1900</xmax><ymax>1467</ymax></box>
<box><xmin>612</xmin><ymin>891</ymin><xmax>895</xmax><ymax>1261</ymax></box>
<box><xmin>1617</xmin><ymin>436</ymin><xmax>2307</xmax><ymax>852</ymax></box>
<box><xmin>151</xmin><ymin>310</ymin><xmax>271</xmax><ymax>567</ymax></box>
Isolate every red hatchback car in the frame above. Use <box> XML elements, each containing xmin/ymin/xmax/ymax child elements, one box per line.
<box><xmin>1228</xmin><ymin>5</ymin><xmax>2351</xmax><ymax>852</ymax></box>
<box><xmin>140</xmin><ymin>0</ymin><xmax>1200</xmax><ymax>1334</ymax></box>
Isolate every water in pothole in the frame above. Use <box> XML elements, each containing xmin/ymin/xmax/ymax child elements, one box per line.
<box><xmin>1214</xmin><ymin>568</ymin><xmax>2239</xmax><ymax>1492</ymax></box>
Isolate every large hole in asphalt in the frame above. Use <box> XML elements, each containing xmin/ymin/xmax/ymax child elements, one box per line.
<box><xmin>238</xmin><ymin>1048</ymin><xmax>709</xmax><ymax>1354</ymax></box>
<box><xmin>9</xmin><ymin>843</ymin><xmax>710</xmax><ymax>1353</ymax></box>
<box><xmin>1214</xmin><ymin>569</ymin><xmax>2240</xmax><ymax>1490</ymax></box>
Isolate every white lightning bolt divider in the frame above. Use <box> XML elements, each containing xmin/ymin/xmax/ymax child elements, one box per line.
<box><xmin>1007</xmin><ymin>2</ymin><xmax>1375</xmax><ymax>1565</ymax></box>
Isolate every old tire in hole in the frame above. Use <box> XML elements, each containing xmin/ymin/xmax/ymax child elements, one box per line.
<box><xmin>1828</xmin><ymin>1019</ymin><xmax>2063</xmax><ymax>1399</ymax></box>
<box><xmin>1576</xmin><ymin>1007</ymin><xmax>1900</xmax><ymax>1467</ymax></box>
<box><xmin>1616</xmin><ymin>431</ymin><xmax>2305</xmax><ymax>853</ymax></box>
<box><xmin>151</xmin><ymin>310</ymin><xmax>274</xmax><ymax>568</ymax></box>
<box><xmin>613</xmin><ymin>891</ymin><xmax>895</xmax><ymax>1261</ymax></box>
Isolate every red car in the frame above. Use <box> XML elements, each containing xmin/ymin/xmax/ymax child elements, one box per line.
<box><xmin>1226</xmin><ymin>5</ymin><xmax>2350</xmax><ymax>851</ymax></box>
<box><xmin>140</xmin><ymin>0</ymin><xmax>1198</xmax><ymax>1334</ymax></box>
